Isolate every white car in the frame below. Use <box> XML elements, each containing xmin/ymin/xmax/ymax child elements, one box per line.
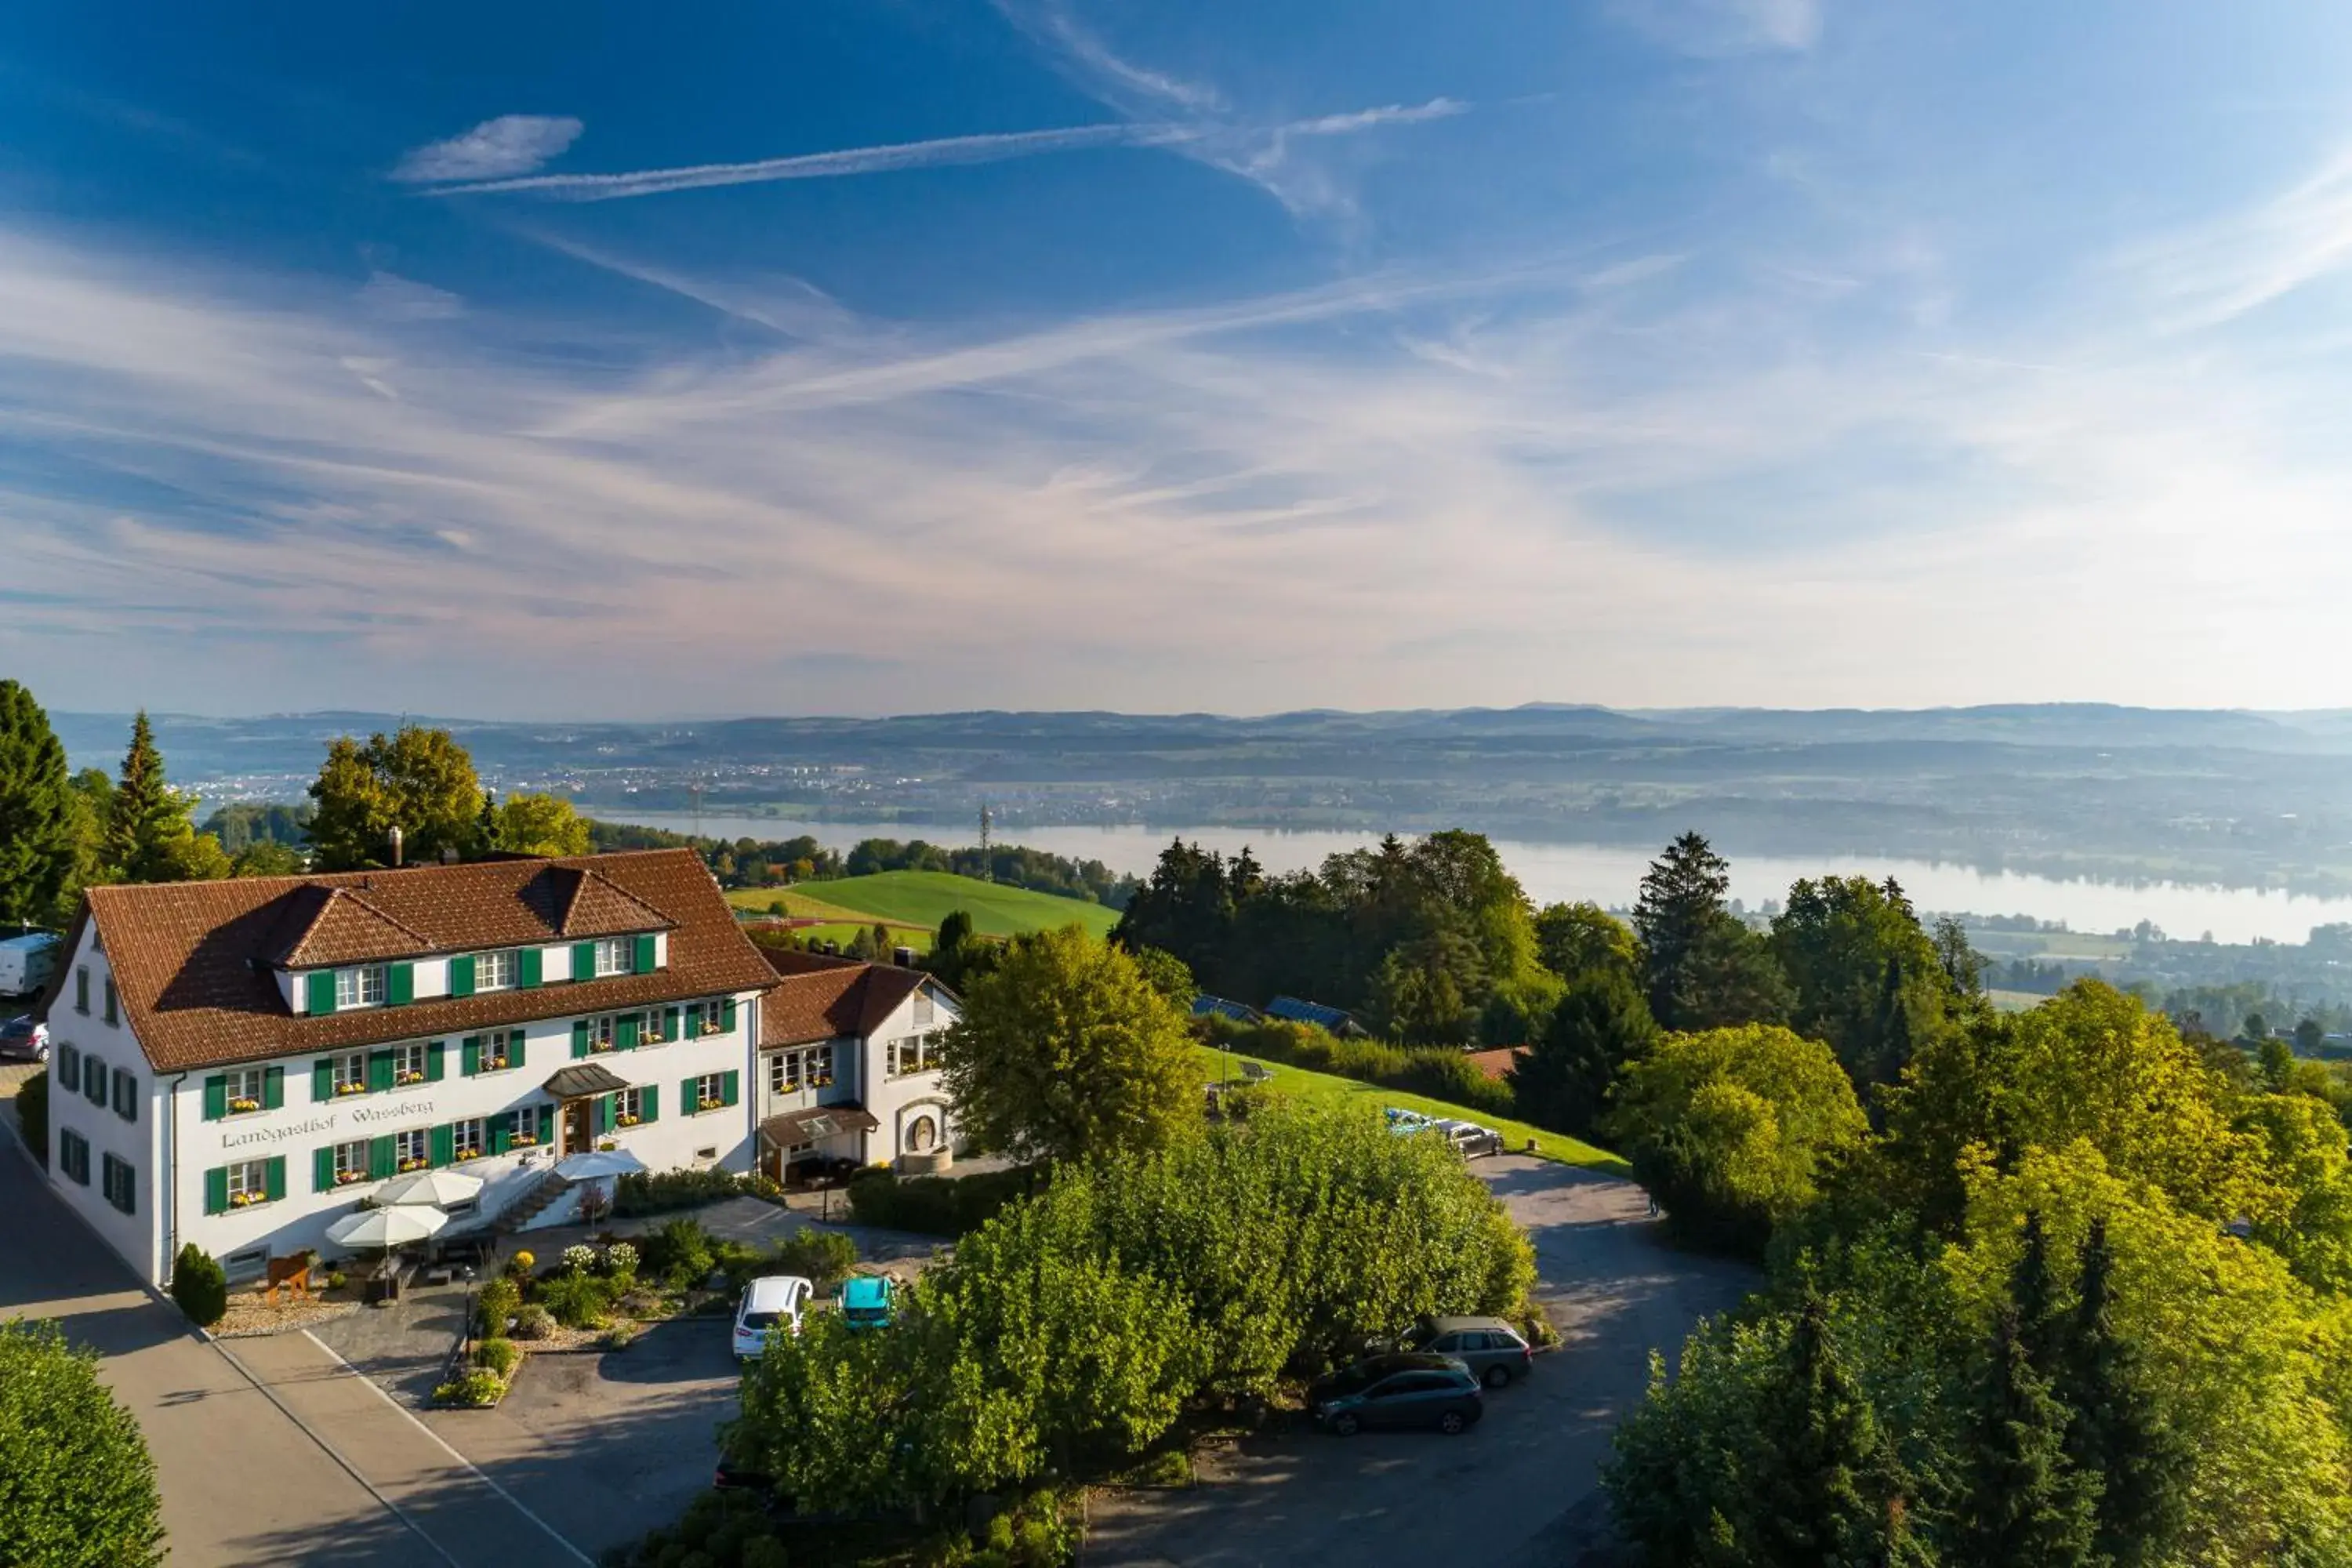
<box><xmin>732</xmin><ymin>1275</ymin><xmax>813</xmax><ymax>1360</ymax></box>
<box><xmin>1437</xmin><ymin>1120</ymin><xmax>1504</xmax><ymax>1158</ymax></box>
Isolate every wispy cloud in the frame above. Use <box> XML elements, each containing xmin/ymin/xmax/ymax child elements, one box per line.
<box><xmin>392</xmin><ymin>114</ymin><xmax>584</xmax><ymax>183</ymax></box>
<box><xmin>2124</xmin><ymin>147</ymin><xmax>2352</xmax><ymax>331</ymax></box>
<box><xmin>1613</xmin><ymin>0</ymin><xmax>1824</xmax><ymax>56</ymax></box>
<box><xmin>357</xmin><ymin>270</ymin><xmax>463</xmax><ymax>321</ymax></box>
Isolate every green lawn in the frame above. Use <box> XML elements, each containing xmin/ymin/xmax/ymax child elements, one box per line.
<box><xmin>729</xmin><ymin>870</ymin><xmax>1120</xmax><ymax>941</ymax></box>
<box><xmin>1193</xmin><ymin>1044</ymin><xmax>1631</xmax><ymax>1177</ymax></box>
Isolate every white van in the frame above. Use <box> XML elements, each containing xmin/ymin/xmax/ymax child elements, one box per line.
<box><xmin>0</xmin><ymin>933</ymin><xmax>60</xmax><ymax>999</ymax></box>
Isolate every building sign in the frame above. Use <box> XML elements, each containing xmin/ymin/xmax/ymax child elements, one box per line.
<box><xmin>214</xmin><ymin>1099</ymin><xmax>439</xmax><ymax>1150</ymax></box>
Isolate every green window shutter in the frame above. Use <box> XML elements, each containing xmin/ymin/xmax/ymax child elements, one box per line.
<box><xmin>264</xmin><ymin>1156</ymin><xmax>287</xmax><ymax>1203</ymax></box>
<box><xmin>517</xmin><ymin>948</ymin><xmax>542</xmax><ymax>989</ymax></box>
<box><xmin>429</xmin><ymin>1123</ymin><xmax>455</xmax><ymax>1167</ymax></box>
<box><xmin>306</xmin><ymin>971</ymin><xmax>336</xmax><ymax>1016</ymax></box>
<box><xmin>204</xmin><ymin>1166</ymin><xmax>229</xmax><ymax>1215</ymax></box>
<box><xmin>425</xmin><ymin>1041</ymin><xmax>446</xmax><ymax>1083</ymax></box>
<box><xmin>461</xmin><ymin>1036</ymin><xmax>481</xmax><ymax>1076</ymax></box>
<box><xmin>369</xmin><ymin>1136</ymin><xmax>395</xmax><ymax>1180</ymax></box>
<box><xmin>201</xmin><ymin>1075</ymin><xmax>227</xmax><ymax>1121</ymax></box>
<box><xmin>314</xmin><ymin>1145</ymin><xmax>336</xmax><ymax>1194</ymax></box>
<box><xmin>633</xmin><ymin>933</ymin><xmax>657</xmax><ymax>974</ymax></box>
<box><xmin>572</xmin><ymin>1020</ymin><xmax>590</xmax><ymax>1059</ymax></box>
<box><xmin>720</xmin><ymin>998</ymin><xmax>739</xmax><ymax>1034</ymax></box>
<box><xmin>681</xmin><ymin>1075</ymin><xmax>699</xmax><ymax>1112</ymax></box>
<box><xmin>572</xmin><ymin>941</ymin><xmax>597</xmax><ymax>981</ymax></box>
<box><xmin>641</xmin><ymin>1084</ymin><xmax>659</xmax><ymax>1124</ymax></box>
<box><xmin>368</xmin><ymin>1049</ymin><xmax>395</xmax><ymax>1092</ymax></box>
<box><xmin>663</xmin><ymin>1006</ymin><xmax>680</xmax><ymax>1042</ymax></box>
<box><xmin>388</xmin><ymin>962</ymin><xmax>415</xmax><ymax>1006</ymax></box>
<box><xmin>448</xmin><ymin>955</ymin><xmax>476</xmax><ymax>999</ymax></box>
<box><xmin>489</xmin><ymin>1112</ymin><xmax>512</xmax><ymax>1156</ymax></box>
<box><xmin>263</xmin><ymin>1065</ymin><xmax>285</xmax><ymax>1111</ymax></box>
<box><xmin>721</xmin><ymin>1069</ymin><xmax>740</xmax><ymax>1108</ymax></box>
<box><xmin>507</xmin><ymin>1028</ymin><xmax>527</xmax><ymax>1069</ymax></box>
<box><xmin>615</xmin><ymin>1014</ymin><xmax>639</xmax><ymax>1051</ymax></box>
<box><xmin>593</xmin><ymin>1095</ymin><xmax>615</xmax><ymax>1135</ymax></box>
<box><xmin>312</xmin><ymin>1059</ymin><xmax>335</xmax><ymax>1103</ymax></box>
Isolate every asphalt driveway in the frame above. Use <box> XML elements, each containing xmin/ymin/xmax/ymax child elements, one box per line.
<box><xmin>1083</xmin><ymin>1156</ymin><xmax>1756</xmax><ymax>1568</ymax></box>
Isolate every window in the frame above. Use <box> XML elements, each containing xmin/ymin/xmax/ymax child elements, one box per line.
<box><xmin>394</xmin><ymin>1128</ymin><xmax>430</xmax><ymax>1173</ymax></box>
<box><xmin>891</xmin><ymin>1033</ymin><xmax>938</xmax><ymax>1077</ymax></box>
<box><xmin>102</xmin><ymin>977</ymin><xmax>118</xmax><ymax>1026</ymax></box>
<box><xmin>330</xmin><ymin>1139</ymin><xmax>371</xmax><ymax>1187</ymax></box>
<box><xmin>226</xmin><ymin>1159</ymin><xmax>274</xmax><ymax>1207</ymax></box>
<box><xmin>593</xmin><ymin>938</ymin><xmax>630</xmax><ymax>977</ymax></box>
<box><xmin>59</xmin><ymin>1129</ymin><xmax>89</xmax><ymax>1185</ymax></box>
<box><xmin>476</xmin><ymin>949</ymin><xmax>517</xmax><ymax>992</ymax></box>
<box><xmin>476</xmin><ymin>1029</ymin><xmax>520</xmax><ymax>1073</ymax></box>
<box><xmin>83</xmin><ymin>1055</ymin><xmax>108</xmax><ymax>1105</ymax></box>
<box><xmin>692</xmin><ymin>1072</ymin><xmax>728</xmax><ymax>1112</ymax></box>
<box><xmin>450</xmin><ymin>1118</ymin><xmax>487</xmax><ymax>1163</ymax></box>
<box><xmin>913</xmin><ymin>989</ymin><xmax>935</xmax><ymax>1027</ymax></box>
<box><xmin>336</xmin><ymin>964</ymin><xmax>387</xmax><ymax>1009</ymax></box>
<box><xmin>224</xmin><ymin>1066</ymin><xmax>266</xmax><ymax>1116</ymax></box>
<box><xmin>55</xmin><ymin>1041</ymin><xmax>79</xmax><ymax>1094</ymax></box>
<box><xmin>74</xmin><ymin>966</ymin><xmax>89</xmax><ymax>1014</ymax></box>
<box><xmin>508</xmin><ymin>1104</ymin><xmax>550</xmax><ymax>1149</ymax></box>
<box><xmin>392</xmin><ymin>1043</ymin><xmax>429</xmax><ymax>1085</ymax></box>
<box><xmin>330</xmin><ymin>1051</ymin><xmax>367</xmax><ymax>1095</ymax></box>
<box><xmin>639</xmin><ymin>1008</ymin><xmax>671</xmax><ymax>1044</ymax></box>
<box><xmin>769</xmin><ymin>1045</ymin><xmax>835</xmax><ymax>1094</ymax></box>
<box><xmin>113</xmin><ymin>1067</ymin><xmax>138</xmax><ymax>1122</ymax></box>
<box><xmin>101</xmin><ymin>1154</ymin><xmax>135</xmax><ymax>1215</ymax></box>
<box><xmin>613</xmin><ymin>1087</ymin><xmax>647</xmax><ymax>1127</ymax></box>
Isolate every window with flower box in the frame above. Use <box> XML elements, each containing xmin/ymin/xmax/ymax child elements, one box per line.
<box><xmin>450</xmin><ymin>1118</ymin><xmax>487</xmax><ymax>1163</ymax></box>
<box><xmin>505</xmin><ymin>1104</ymin><xmax>550</xmax><ymax>1150</ymax></box>
<box><xmin>463</xmin><ymin>1029</ymin><xmax>523</xmax><ymax>1076</ymax></box>
<box><xmin>586</xmin><ymin>1015</ymin><xmax>615</xmax><ymax>1054</ymax></box>
<box><xmin>688</xmin><ymin>1071</ymin><xmax>739</xmax><ymax>1113</ymax></box>
<box><xmin>393</xmin><ymin>1042</ymin><xmax>429</xmax><ymax>1086</ymax></box>
<box><xmin>223</xmin><ymin>1067</ymin><xmax>266</xmax><ymax>1116</ymax></box>
<box><xmin>688</xmin><ymin>998</ymin><xmax>739</xmax><ymax>1038</ymax></box>
<box><xmin>768</xmin><ymin>1046</ymin><xmax>834</xmax><ymax>1095</ymax></box>
<box><xmin>327</xmin><ymin>1139</ymin><xmax>371</xmax><ymax>1189</ymax></box>
<box><xmin>613</xmin><ymin>1087</ymin><xmax>648</xmax><ymax>1127</ymax></box>
<box><xmin>889</xmin><ymin>1033</ymin><xmax>939</xmax><ymax>1078</ymax></box>
<box><xmin>394</xmin><ymin>1128</ymin><xmax>430</xmax><ymax>1173</ymax></box>
<box><xmin>227</xmin><ymin>1159</ymin><xmax>274</xmax><ymax>1207</ymax></box>
<box><xmin>637</xmin><ymin>1007</ymin><xmax>677</xmax><ymax>1045</ymax></box>
<box><xmin>328</xmin><ymin>1051</ymin><xmax>367</xmax><ymax>1097</ymax></box>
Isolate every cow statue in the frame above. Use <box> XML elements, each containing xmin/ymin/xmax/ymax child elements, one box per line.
<box><xmin>263</xmin><ymin>1249</ymin><xmax>317</xmax><ymax>1304</ymax></box>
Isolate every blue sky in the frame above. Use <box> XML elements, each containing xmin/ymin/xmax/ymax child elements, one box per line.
<box><xmin>3</xmin><ymin>2</ymin><xmax>2352</xmax><ymax>719</ymax></box>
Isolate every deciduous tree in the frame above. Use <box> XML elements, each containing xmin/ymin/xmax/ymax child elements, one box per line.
<box><xmin>1533</xmin><ymin>900</ymin><xmax>1641</xmax><ymax>982</ymax></box>
<box><xmin>1770</xmin><ymin>876</ymin><xmax>1947</xmax><ymax>1087</ymax></box>
<box><xmin>0</xmin><ymin>1318</ymin><xmax>165</xmax><ymax>1567</ymax></box>
<box><xmin>306</xmin><ymin>724</ymin><xmax>485</xmax><ymax>869</ymax></box>
<box><xmin>488</xmin><ymin>789</ymin><xmax>590</xmax><ymax>858</ymax></box>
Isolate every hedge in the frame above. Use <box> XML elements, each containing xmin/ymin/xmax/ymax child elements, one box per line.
<box><xmin>1200</xmin><ymin>1015</ymin><xmax>1518</xmax><ymax>1118</ymax></box>
<box><xmin>844</xmin><ymin>1167</ymin><xmax>1039</xmax><ymax>1237</ymax></box>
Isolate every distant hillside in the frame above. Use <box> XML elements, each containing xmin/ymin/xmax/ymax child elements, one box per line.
<box><xmin>734</xmin><ymin>871</ymin><xmax>1120</xmax><ymax>942</ymax></box>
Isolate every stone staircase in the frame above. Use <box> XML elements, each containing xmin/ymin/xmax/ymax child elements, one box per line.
<box><xmin>494</xmin><ymin>1171</ymin><xmax>572</xmax><ymax>1235</ymax></box>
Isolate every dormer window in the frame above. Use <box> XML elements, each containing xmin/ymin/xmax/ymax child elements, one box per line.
<box><xmin>592</xmin><ymin>938</ymin><xmax>631</xmax><ymax>978</ymax></box>
<box><xmin>336</xmin><ymin>964</ymin><xmax>388</xmax><ymax>1010</ymax></box>
<box><xmin>477</xmin><ymin>949</ymin><xmax>517</xmax><ymax>992</ymax></box>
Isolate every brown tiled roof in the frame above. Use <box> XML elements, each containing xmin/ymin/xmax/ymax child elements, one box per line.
<box><xmin>756</xmin><ymin>949</ymin><xmax>946</xmax><ymax>1047</ymax></box>
<box><xmin>272</xmin><ymin>887</ymin><xmax>433</xmax><ymax>967</ymax></box>
<box><xmin>74</xmin><ymin>850</ymin><xmax>775</xmax><ymax>1075</ymax></box>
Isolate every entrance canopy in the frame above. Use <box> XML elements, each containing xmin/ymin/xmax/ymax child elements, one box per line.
<box><xmin>542</xmin><ymin>1062</ymin><xmax>632</xmax><ymax>1099</ymax></box>
<box><xmin>760</xmin><ymin>1103</ymin><xmax>879</xmax><ymax>1148</ymax></box>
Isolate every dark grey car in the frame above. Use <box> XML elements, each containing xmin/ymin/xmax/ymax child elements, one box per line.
<box><xmin>1307</xmin><ymin>1356</ymin><xmax>1484</xmax><ymax>1436</ymax></box>
<box><xmin>1399</xmin><ymin>1316</ymin><xmax>1534</xmax><ymax>1388</ymax></box>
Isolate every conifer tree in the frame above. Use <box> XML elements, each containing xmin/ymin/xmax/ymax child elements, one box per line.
<box><xmin>103</xmin><ymin>712</ymin><xmax>230</xmax><ymax>884</ymax></box>
<box><xmin>1955</xmin><ymin>1302</ymin><xmax>2097</xmax><ymax>1568</ymax></box>
<box><xmin>1511</xmin><ymin>965</ymin><xmax>1658</xmax><ymax>1136</ymax></box>
<box><xmin>0</xmin><ymin>680</ymin><xmax>78</xmax><ymax>924</ymax></box>
<box><xmin>2060</xmin><ymin>1218</ymin><xmax>2190</xmax><ymax>1566</ymax></box>
<box><xmin>1748</xmin><ymin>1290</ymin><xmax>1929</xmax><ymax>1567</ymax></box>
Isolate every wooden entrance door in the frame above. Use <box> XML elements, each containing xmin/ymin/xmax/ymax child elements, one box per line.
<box><xmin>563</xmin><ymin>1098</ymin><xmax>593</xmax><ymax>1156</ymax></box>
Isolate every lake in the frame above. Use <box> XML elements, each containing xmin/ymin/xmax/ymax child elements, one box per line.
<box><xmin>606</xmin><ymin>811</ymin><xmax>2352</xmax><ymax>946</ymax></box>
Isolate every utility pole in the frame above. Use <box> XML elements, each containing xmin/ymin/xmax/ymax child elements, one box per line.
<box><xmin>689</xmin><ymin>779</ymin><xmax>705</xmax><ymax>841</ymax></box>
<box><xmin>978</xmin><ymin>800</ymin><xmax>993</xmax><ymax>882</ymax></box>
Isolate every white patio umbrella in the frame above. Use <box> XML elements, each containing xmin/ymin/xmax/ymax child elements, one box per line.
<box><xmin>326</xmin><ymin>1204</ymin><xmax>451</xmax><ymax>1251</ymax></box>
<box><xmin>554</xmin><ymin>1149</ymin><xmax>648</xmax><ymax>1181</ymax></box>
<box><xmin>373</xmin><ymin>1169</ymin><xmax>486</xmax><ymax>1207</ymax></box>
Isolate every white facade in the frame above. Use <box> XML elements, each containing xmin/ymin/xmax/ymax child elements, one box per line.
<box><xmin>757</xmin><ymin>975</ymin><xmax>961</xmax><ymax>1173</ymax></box>
<box><xmin>44</xmin><ymin>919</ymin><xmax>762</xmax><ymax>1287</ymax></box>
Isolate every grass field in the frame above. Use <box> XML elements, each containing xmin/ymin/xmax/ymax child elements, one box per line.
<box><xmin>725</xmin><ymin>870</ymin><xmax>1120</xmax><ymax>941</ymax></box>
<box><xmin>1193</xmin><ymin>1044</ymin><xmax>1632</xmax><ymax>1177</ymax></box>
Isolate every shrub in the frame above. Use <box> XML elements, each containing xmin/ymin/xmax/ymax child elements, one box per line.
<box><xmin>603</xmin><ymin>1322</ymin><xmax>641</xmax><ymax>1352</ymax></box>
<box><xmin>474</xmin><ymin>1337</ymin><xmax>521</xmax><ymax>1377</ymax></box>
<box><xmin>1203</xmin><ymin>1016</ymin><xmax>1518</xmax><ymax>1119</ymax></box>
<box><xmin>603</xmin><ymin>1241</ymin><xmax>639</xmax><ymax>1276</ymax></box>
<box><xmin>326</xmin><ymin>1270</ymin><xmax>348</xmax><ymax>1291</ymax></box>
<box><xmin>0</xmin><ymin>1319</ymin><xmax>164</xmax><ymax>1566</ymax></box>
<box><xmin>475</xmin><ymin>1276</ymin><xmax>521</xmax><ymax>1338</ymax></box>
<box><xmin>768</xmin><ymin>1229</ymin><xmax>857</xmax><ymax>1287</ymax></box>
<box><xmin>16</xmin><ymin>1067</ymin><xmax>45</xmax><ymax>1168</ymax></box>
<box><xmin>845</xmin><ymin>1167</ymin><xmax>1037</xmax><ymax>1237</ymax></box>
<box><xmin>511</xmin><ymin>1304</ymin><xmax>554</xmax><ymax>1341</ymax></box>
<box><xmin>561</xmin><ymin>1243</ymin><xmax>599</xmax><ymax>1275</ymax></box>
<box><xmin>710</xmin><ymin>1240</ymin><xmax>771</xmax><ymax>1294</ymax></box>
<box><xmin>433</xmin><ymin>1369</ymin><xmax>505</xmax><ymax>1407</ymax></box>
<box><xmin>739</xmin><ymin>1537</ymin><xmax>789</xmax><ymax>1568</ymax></box>
<box><xmin>169</xmin><ymin>1243</ymin><xmax>229</xmax><ymax>1328</ymax></box>
<box><xmin>614</xmin><ymin>1167</ymin><xmax>747</xmax><ymax>1217</ymax></box>
<box><xmin>539</xmin><ymin>1272</ymin><xmax>612</xmax><ymax>1330</ymax></box>
<box><xmin>641</xmin><ymin>1217</ymin><xmax>717</xmax><ymax>1290</ymax></box>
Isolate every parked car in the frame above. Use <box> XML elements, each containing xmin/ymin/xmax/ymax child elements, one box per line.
<box><xmin>840</xmin><ymin>1273</ymin><xmax>895</xmax><ymax>1330</ymax></box>
<box><xmin>1396</xmin><ymin>1316</ymin><xmax>1534</xmax><ymax>1388</ymax></box>
<box><xmin>0</xmin><ymin>934</ymin><xmax>59</xmax><ymax>1000</ymax></box>
<box><xmin>0</xmin><ymin>1014</ymin><xmax>48</xmax><ymax>1062</ymax></box>
<box><xmin>1437</xmin><ymin>1120</ymin><xmax>1504</xmax><ymax>1158</ymax></box>
<box><xmin>733</xmin><ymin>1275</ymin><xmax>813</xmax><ymax>1359</ymax></box>
<box><xmin>1384</xmin><ymin>1108</ymin><xmax>1435</xmax><ymax>1135</ymax></box>
<box><xmin>1307</xmin><ymin>1352</ymin><xmax>1483</xmax><ymax>1436</ymax></box>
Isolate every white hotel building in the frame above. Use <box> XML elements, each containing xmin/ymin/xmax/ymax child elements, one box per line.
<box><xmin>37</xmin><ymin>849</ymin><xmax>802</xmax><ymax>1287</ymax></box>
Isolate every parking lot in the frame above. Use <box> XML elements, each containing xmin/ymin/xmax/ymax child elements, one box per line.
<box><xmin>1083</xmin><ymin>1157</ymin><xmax>1756</xmax><ymax>1568</ymax></box>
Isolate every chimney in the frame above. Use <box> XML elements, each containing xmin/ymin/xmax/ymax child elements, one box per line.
<box><xmin>894</xmin><ymin>946</ymin><xmax>916</xmax><ymax>968</ymax></box>
<box><xmin>387</xmin><ymin>825</ymin><xmax>404</xmax><ymax>868</ymax></box>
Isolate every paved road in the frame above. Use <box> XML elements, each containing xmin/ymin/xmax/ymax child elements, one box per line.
<box><xmin>0</xmin><ymin>1091</ymin><xmax>591</xmax><ymax>1567</ymax></box>
<box><xmin>1083</xmin><ymin>1157</ymin><xmax>1756</xmax><ymax>1568</ymax></box>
